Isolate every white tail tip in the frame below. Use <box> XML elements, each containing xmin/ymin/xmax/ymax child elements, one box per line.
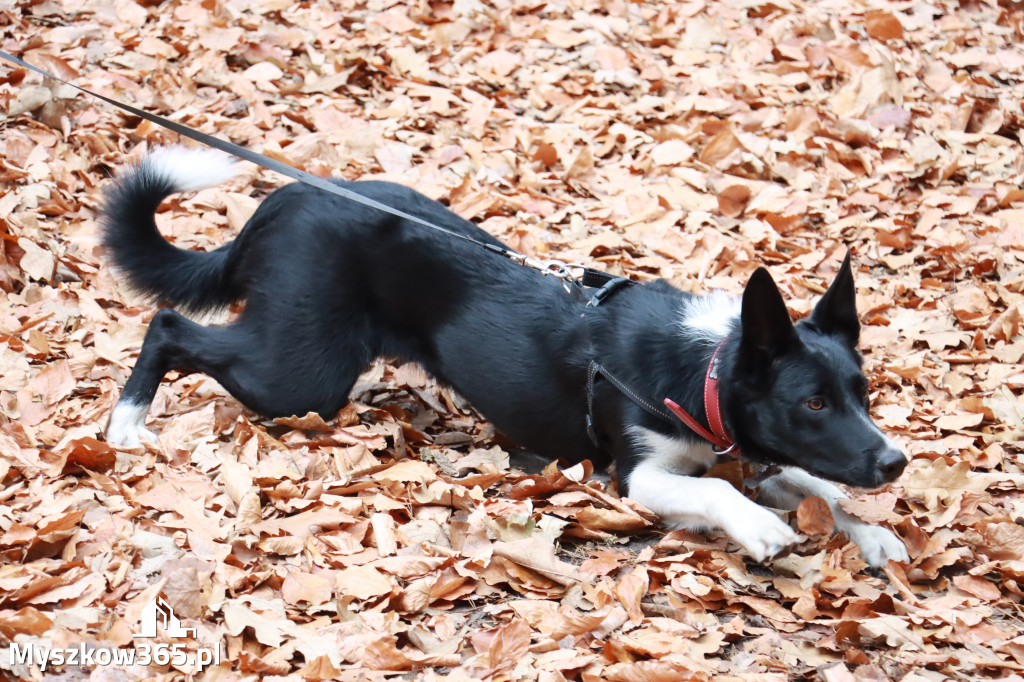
<box><xmin>144</xmin><ymin>146</ymin><xmax>239</xmax><ymax>193</ymax></box>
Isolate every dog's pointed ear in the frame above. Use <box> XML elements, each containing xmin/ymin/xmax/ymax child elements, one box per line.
<box><xmin>809</xmin><ymin>251</ymin><xmax>860</xmax><ymax>348</ymax></box>
<box><xmin>740</xmin><ymin>267</ymin><xmax>799</xmax><ymax>363</ymax></box>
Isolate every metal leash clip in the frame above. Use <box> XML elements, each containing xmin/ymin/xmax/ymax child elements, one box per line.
<box><xmin>712</xmin><ymin>442</ymin><xmax>739</xmax><ymax>456</ymax></box>
<box><xmin>511</xmin><ymin>253</ymin><xmax>583</xmax><ymax>293</ymax></box>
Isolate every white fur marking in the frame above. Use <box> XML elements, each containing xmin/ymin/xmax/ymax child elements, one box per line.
<box><xmin>144</xmin><ymin>146</ymin><xmax>238</xmax><ymax>193</ymax></box>
<box><xmin>627</xmin><ymin>426</ymin><xmax>716</xmax><ymax>475</ymax></box>
<box><xmin>627</xmin><ymin>460</ymin><xmax>799</xmax><ymax>561</ymax></box>
<box><xmin>678</xmin><ymin>290</ymin><xmax>741</xmax><ymax>344</ymax></box>
<box><xmin>757</xmin><ymin>467</ymin><xmax>909</xmax><ymax>567</ymax></box>
<box><xmin>106</xmin><ymin>401</ymin><xmax>157</xmax><ymax>448</ymax></box>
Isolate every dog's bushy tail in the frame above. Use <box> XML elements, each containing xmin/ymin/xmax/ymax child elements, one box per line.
<box><xmin>101</xmin><ymin>146</ymin><xmax>242</xmax><ymax>313</ymax></box>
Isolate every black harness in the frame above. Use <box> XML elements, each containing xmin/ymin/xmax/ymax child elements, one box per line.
<box><xmin>579</xmin><ymin>278</ymin><xmax>682</xmax><ymax>446</ymax></box>
<box><xmin>0</xmin><ymin>49</ymin><xmax>695</xmax><ymax>455</ymax></box>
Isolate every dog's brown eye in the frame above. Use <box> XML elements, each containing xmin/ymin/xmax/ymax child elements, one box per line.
<box><xmin>805</xmin><ymin>397</ymin><xmax>826</xmax><ymax>411</ymax></box>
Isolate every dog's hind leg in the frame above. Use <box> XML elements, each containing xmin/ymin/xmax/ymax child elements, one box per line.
<box><xmin>106</xmin><ymin>308</ymin><xmax>365</xmax><ymax>447</ymax></box>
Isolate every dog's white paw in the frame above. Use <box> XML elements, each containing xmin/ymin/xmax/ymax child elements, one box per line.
<box><xmin>845</xmin><ymin>524</ymin><xmax>909</xmax><ymax>567</ymax></box>
<box><xmin>724</xmin><ymin>508</ymin><xmax>800</xmax><ymax>563</ymax></box>
<box><xmin>106</xmin><ymin>402</ymin><xmax>157</xmax><ymax>448</ymax></box>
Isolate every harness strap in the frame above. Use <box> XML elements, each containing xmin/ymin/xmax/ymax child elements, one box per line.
<box><xmin>586</xmin><ymin>276</ymin><xmax>633</xmax><ymax>307</ymax></box>
<box><xmin>587</xmin><ymin>360</ymin><xmax>676</xmax><ymax>445</ymax></box>
<box><xmin>582</xmin><ymin>269</ymin><xmax>629</xmax><ymax>289</ymax></box>
<box><xmin>588</xmin><ymin>337</ymin><xmax>739</xmax><ymax>459</ymax></box>
<box><xmin>1</xmin><ymin>50</ymin><xmax>756</xmax><ymax>468</ymax></box>
<box><xmin>584</xmin><ymin>278</ymin><xmax>671</xmax><ymax>445</ymax></box>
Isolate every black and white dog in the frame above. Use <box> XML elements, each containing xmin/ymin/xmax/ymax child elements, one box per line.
<box><xmin>103</xmin><ymin>147</ymin><xmax>909</xmax><ymax>567</ymax></box>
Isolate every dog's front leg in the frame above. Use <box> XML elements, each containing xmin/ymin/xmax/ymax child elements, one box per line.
<box><xmin>757</xmin><ymin>467</ymin><xmax>909</xmax><ymax>567</ymax></box>
<box><xmin>627</xmin><ymin>460</ymin><xmax>799</xmax><ymax>562</ymax></box>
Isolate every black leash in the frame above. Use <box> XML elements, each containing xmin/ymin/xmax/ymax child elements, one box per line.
<box><xmin>0</xmin><ymin>49</ymin><xmax>628</xmax><ymax>294</ymax></box>
<box><xmin>1</xmin><ymin>49</ymin><xmax>677</xmax><ymax>452</ymax></box>
<box><xmin>4</xmin><ymin>52</ymin><xmax>781</xmax><ymax>487</ymax></box>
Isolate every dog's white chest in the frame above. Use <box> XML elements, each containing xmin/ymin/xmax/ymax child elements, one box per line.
<box><xmin>628</xmin><ymin>426</ymin><xmax>718</xmax><ymax>475</ymax></box>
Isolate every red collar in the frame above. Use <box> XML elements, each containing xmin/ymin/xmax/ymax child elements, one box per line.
<box><xmin>663</xmin><ymin>341</ymin><xmax>737</xmax><ymax>455</ymax></box>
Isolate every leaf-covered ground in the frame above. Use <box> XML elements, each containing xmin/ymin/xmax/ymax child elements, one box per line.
<box><xmin>2</xmin><ymin>0</ymin><xmax>1024</xmax><ymax>679</ymax></box>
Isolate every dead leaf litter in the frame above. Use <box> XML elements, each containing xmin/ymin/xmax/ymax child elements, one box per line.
<box><xmin>1</xmin><ymin>0</ymin><xmax>1024</xmax><ymax>679</ymax></box>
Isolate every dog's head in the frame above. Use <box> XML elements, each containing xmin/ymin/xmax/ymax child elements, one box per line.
<box><xmin>726</xmin><ymin>253</ymin><xmax>906</xmax><ymax>488</ymax></box>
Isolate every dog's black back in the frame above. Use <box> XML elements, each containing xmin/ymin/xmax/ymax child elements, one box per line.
<box><xmin>103</xmin><ymin>148</ymin><xmax>904</xmax><ymax>493</ymax></box>
<box><xmin>102</xmin><ymin>147</ymin><xmax>909</xmax><ymax>568</ymax></box>
<box><xmin>104</xmin><ymin>156</ymin><xmax>606</xmax><ymax>464</ymax></box>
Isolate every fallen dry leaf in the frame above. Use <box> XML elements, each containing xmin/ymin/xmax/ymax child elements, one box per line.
<box><xmin>797</xmin><ymin>496</ymin><xmax>836</xmax><ymax>536</ymax></box>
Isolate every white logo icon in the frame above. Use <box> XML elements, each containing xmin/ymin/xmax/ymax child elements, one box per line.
<box><xmin>134</xmin><ymin>598</ymin><xmax>197</xmax><ymax>639</ymax></box>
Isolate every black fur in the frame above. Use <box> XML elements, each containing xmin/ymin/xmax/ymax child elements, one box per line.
<box><xmin>102</xmin><ymin>164</ymin><xmax>239</xmax><ymax>312</ymax></box>
<box><xmin>103</xmin><ymin>162</ymin><xmax>906</xmax><ymax>492</ymax></box>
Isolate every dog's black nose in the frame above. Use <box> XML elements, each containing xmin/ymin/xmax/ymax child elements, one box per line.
<box><xmin>877</xmin><ymin>446</ymin><xmax>907</xmax><ymax>482</ymax></box>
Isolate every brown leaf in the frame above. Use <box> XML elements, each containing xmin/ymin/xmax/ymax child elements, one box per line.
<box><xmin>492</xmin><ymin>537</ymin><xmax>581</xmax><ymax>586</ymax></box>
<box><xmin>394</xmin><ymin>576</ymin><xmax>433</xmax><ymax>612</ymax></box>
<box><xmin>274</xmin><ymin>411</ymin><xmax>333</xmax><ymax>432</ymax></box>
<box><xmin>864</xmin><ymin>12</ymin><xmax>904</xmax><ymax>41</ymax></box>
<box><xmin>16</xmin><ymin>238</ymin><xmax>55</xmax><ymax>282</ymax></box>
<box><xmin>36</xmin><ymin>510</ymin><xmax>86</xmax><ymax>543</ymax></box>
<box><xmin>257</xmin><ymin>536</ymin><xmax>305</xmax><ymax>556</ymax></box>
<box><xmin>371</xmin><ymin>512</ymin><xmax>398</xmax><ymax>556</ymax></box>
<box><xmin>572</xmin><ymin>506</ymin><xmax>651</xmax><ymax>532</ymax></box>
<box><xmin>615</xmin><ymin>567</ymin><xmax>649</xmax><ymax>624</ymax></box>
<box><xmin>163</xmin><ymin>563</ymin><xmax>203</xmax><ymax>618</ymax></box>
<box><xmin>250</xmin><ymin>508</ymin><xmax>356</xmax><ymax>538</ymax></box>
<box><xmin>699</xmin><ymin>127</ymin><xmax>741</xmax><ymax>167</ymax></box>
<box><xmin>475</xmin><ymin>618</ymin><xmax>531</xmax><ymax>671</ymax></box>
<box><xmin>604</xmin><ymin>660</ymin><xmax>703</xmax><ymax>682</ymax></box>
<box><xmin>953</xmin><ymin>574</ymin><xmax>1001</xmax><ymax>601</ymax></box>
<box><xmin>29</xmin><ymin>359</ymin><xmax>75</xmax><ymax>406</ymax></box>
<box><xmin>976</xmin><ymin>522</ymin><xmax>1024</xmax><ymax>561</ymax></box>
<box><xmin>0</xmin><ymin>607</ymin><xmax>54</xmax><ymax>639</ymax></box>
<box><xmin>283</xmin><ymin>571</ymin><xmax>334</xmax><ymax>606</ymax></box>
<box><xmin>796</xmin><ymin>497</ymin><xmax>835</xmax><ymax>536</ymax></box>
<box><xmin>651</xmin><ymin>140</ymin><xmax>695</xmax><ymax>166</ymax></box>
<box><xmin>731</xmin><ymin>596</ymin><xmax>801</xmax><ymax>625</ymax></box>
<box><xmin>59</xmin><ymin>437</ymin><xmax>117</xmax><ymax>473</ymax></box>
<box><xmin>820</xmin><ymin>663</ymin><xmax>857</xmax><ymax>682</ymax></box>
<box><xmin>533</xmin><ymin>142</ymin><xmax>559</xmax><ymax>167</ymax></box>
<box><xmin>335</xmin><ymin>565</ymin><xmax>393</xmax><ymax>600</ymax></box>
<box><xmin>298</xmin><ymin>655</ymin><xmax>342</xmax><ymax>681</ymax></box>
<box><xmin>372</xmin><ymin>459</ymin><xmax>437</xmax><ymax>484</ymax></box>
<box><xmin>717</xmin><ymin>184</ymin><xmax>752</xmax><ymax>218</ymax></box>
<box><xmin>837</xmin><ymin>495</ymin><xmax>903</xmax><ymax>525</ymax></box>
